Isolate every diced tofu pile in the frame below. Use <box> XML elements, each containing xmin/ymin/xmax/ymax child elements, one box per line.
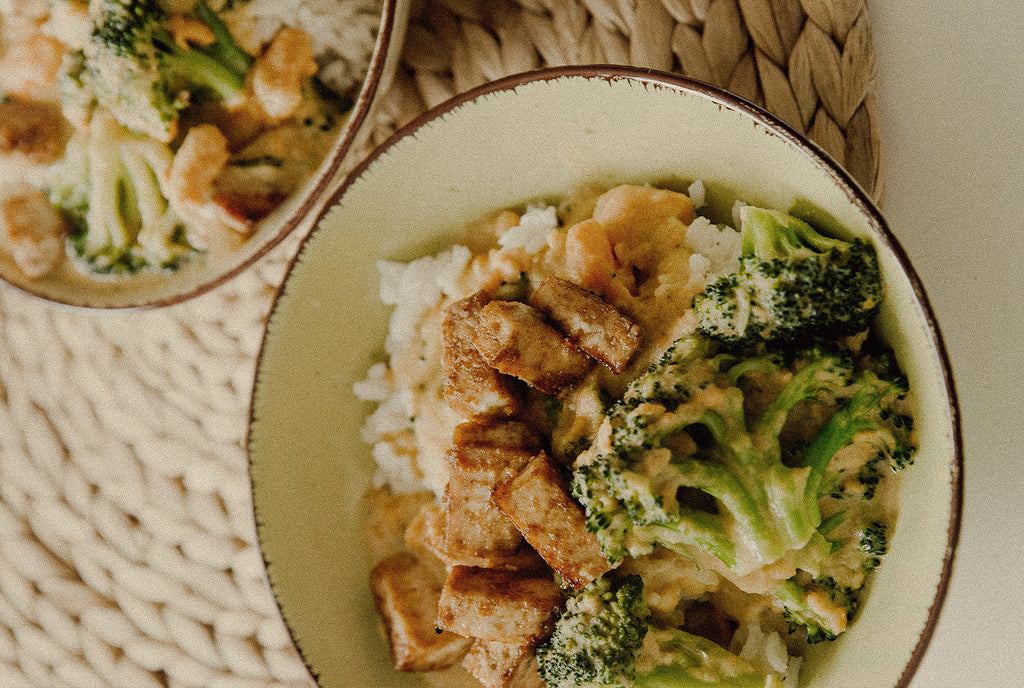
<box><xmin>362</xmin><ymin>185</ymin><xmax>716</xmax><ymax>687</ymax></box>
<box><xmin>369</xmin><ymin>274</ymin><xmax>646</xmax><ymax>687</ymax></box>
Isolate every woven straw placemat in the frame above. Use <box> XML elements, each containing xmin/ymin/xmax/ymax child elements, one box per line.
<box><xmin>0</xmin><ymin>1</ymin><xmax>882</xmax><ymax>686</ymax></box>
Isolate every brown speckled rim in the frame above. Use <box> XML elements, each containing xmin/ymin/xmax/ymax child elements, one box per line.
<box><xmin>248</xmin><ymin>65</ymin><xmax>964</xmax><ymax>688</ymax></box>
<box><xmin>0</xmin><ymin>0</ymin><xmax>405</xmax><ymax>311</ymax></box>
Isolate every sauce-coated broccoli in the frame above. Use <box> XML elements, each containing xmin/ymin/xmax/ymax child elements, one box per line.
<box><xmin>693</xmin><ymin>205</ymin><xmax>883</xmax><ymax>345</ymax></box>
<box><xmin>537</xmin><ymin>575</ymin><xmax>782</xmax><ymax>688</ymax></box>
<box><xmin>571</xmin><ymin>335</ymin><xmax>914</xmax><ymax>579</ymax></box>
<box><xmin>537</xmin><ymin>575</ymin><xmax>650</xmax><ymax>688</ymax></box>
<box><xmin>774</xmin><ymin>575</ymin><xmax>856</xmax><ymax>644</ymax></box>
<box><xmin>857</xmin><ymin>522</ymin><xmax>888</xmax><ymax>573</ymax></box>
<box><xmin>84</xmin><ymin>0</ymin><xmax>253</xmax><ymax>142</ymax></box>
<box><xmin>51</xmin><ymin>109</ymin><xmax>196</xmax><ymax>274</ymax></box>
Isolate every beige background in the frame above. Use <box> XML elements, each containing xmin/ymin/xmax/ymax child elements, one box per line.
<box><xmin>872</xmin><ymin>2</ymin><xmax>1024</xmax><ymax>685</ymax></box>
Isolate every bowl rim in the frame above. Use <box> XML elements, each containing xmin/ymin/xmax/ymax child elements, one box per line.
<box><xmin>248</xmin><ymin>64</ymin><xmax>964</xmax><ymax>688</ymax></box>
<box><xmin>0</xmin><ymin>0</ymin><xmax>406</xmax><ymax>311</ymax></box>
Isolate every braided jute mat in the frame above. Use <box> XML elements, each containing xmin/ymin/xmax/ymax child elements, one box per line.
<box><xmin>0</xmin><ymin>1</ymin><xmax>882</xmax><ymax>686</ymax></box>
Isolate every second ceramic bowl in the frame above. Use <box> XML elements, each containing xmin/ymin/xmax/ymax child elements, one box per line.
<box><xmin>248</xmin><ymin>66</ymin><xmax>962</xmax><ymax>688</ymax></box>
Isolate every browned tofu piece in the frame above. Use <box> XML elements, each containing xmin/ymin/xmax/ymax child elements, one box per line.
<box><xmin>463</xmin><ymin>640</ymin><xmax>546</xmax><ymax>688</ymax></box>
<box><xmin>437</xmin><ymin>566</ymin><xmax>564</xmax><ymax>642</ymax></box>
<box><xmin>444</xmin><ymin>473</ymin><xmax>524</xmax><ymax>561</ymax></box>
<box><xmin>404</xmin><ymin>501</ymin><xmax>450</xmax><ymax>562</ymax></box>
<box><xmin>0</xmin><ymin>100</ymin><xmax>67</xmax><ymax>165</ymax></box>
<box><xmin>529</xmin><ymin>276</ymin><xmax>642</xmax><ymax>373</ymax></box>
<box><xmin>471</xmin><ymin>300</ymin><xmax>592</xmax><ymax>395</ymax></box>
<box><xmin>360</xmin><ymin>487</ymin><xmax>437</xmax><ymax>566</ymax></box>
<box><xmin>370</xmin><ymin>552</ymin><xmax>472</xmax><ymax>672</ymax></box>
<box><xmin>443</xmin><ymin>292</ymin><xmax>524</xmax><ymax>419</ymax></box>
<box><xmin>493</xmin><ymin>453</ymin><xmax>613</xmax><ymax>589</ymax></box>
<box><xmin>0</xmin><ymin>190</ymin><xmax>68</xmax><ymax>279</ymax></box>
<box><xmin>407</xmin><ymin>500</ymin><xmax>550</xmax><ymax>574</ymax></box>
<box><xmin>448</xmin><ymin>420</ymin><xmax>544</xmax><ymax>486</ymax></box>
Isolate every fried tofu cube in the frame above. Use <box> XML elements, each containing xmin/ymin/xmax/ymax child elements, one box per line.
<box><xmin>404</xmin><ymin>501</ymin><xmax>450</xmax><ymax>563</ymax></box>
<box><xmin>443</xmin><ymin>292</ymin><xmax>524</xmax><ymax>419</ymax></box>
<box><xmin>251</xmin><ymin>27</ymin><xmax>318</xmax><ymax>120</ymax></box>
<box><xmin>0</xmin><ymin>33</ymin><xmax>66</xmax><ymax>103</ymax></box>
<box><xmin>448</xmin><ymin>420</ymin><xmax>544</xmax><ymax>486</ymax></box>
<box><xmin>529</xmin><ymin>276</ymin><xmax>642</xmax><ymax>373</ymax></box>
<box><xmin>471</xmin><ymin>300</ymin><xmax>592</xmax><ymax>395</ymax></box>
<box><xmin>370</xmin><ymin>553</ymin><xmax>472</xmax><ymax>672</ymax></box>
<box><xmin>437</xmin><ymin>566</ymin><xmax>564</xmax><ymax>642</ymax></box>
<box><xmin>0</xmin><ymin>190</ymin><xmax>68</xmax><ymax>279</ymax></box>
<box><xmin>407</xmin><ymin>501</ymin><xmax>550</xmax><ymax>574</ymax></box>
<box><xmin>463</xmin><ymin>640</ymin><xmax>546</xmax><ymax>688</ymax></box>
<box><xmin>361</xmin><ymin>487</ymin><xmax>437</xmax><ymax>566</ymax></box>
<box><xmin>444</xmin><ymin>473</ymin><xmax>524</xmax><ymax>561</ymax></box>
<box><xmin>493</xmin><ymin>453</ymin><xmax>613</xmax><ymax>589</ymax></box>
<box><xmin>0</xmin><ymin>100</ymin><xmax>67</xmax><ymax>165</ymax></box>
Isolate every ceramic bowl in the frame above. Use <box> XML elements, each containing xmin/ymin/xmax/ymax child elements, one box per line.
<box><xmin>0</xmin><ymin>0</ymin><xmax>410</xmax><ymax>309</ymax></box>
<box><xmin>247</xmin><ymin>66</ymin><xmax>962</xmax><ymax>688</ymax></box>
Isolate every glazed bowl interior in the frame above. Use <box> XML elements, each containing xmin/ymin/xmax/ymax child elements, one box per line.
<box><xmin>0</xmin><ymin>0</ymin><xmax>409</xmax><ymax>310</ymax></box>
<box><xmin>248</xmin><ymin>67</ymin><xmax>961</xmax><ymax>688</ymax></box>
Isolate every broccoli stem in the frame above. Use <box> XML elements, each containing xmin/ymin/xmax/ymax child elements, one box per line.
<box><xmin>153</xmin><ymin>29</ymin><xmax>247</xmax><ymax>100</ymax></box>
<box><xmin>773</xmin><ymin>577</ymin><xmax>855</xmax><ymax>644</ymax></box>
<box><xmin>740</xmin><ymin>206</ymin><xmax>847</xmax><ymax>259</ymax></box>
<box><xmin>86</xmin><ymin>112</ymin><xmax>132</xmax><ymax>251</ymax></box>
<box><xmin>799</xmin><ymin>374</ymin><xmax>893</xmax><ymax>499</ymax></box>
<box><xmin>193</xmin><ymin>0</ymin><xmax>253</xmax><ymax>74</ymax></box>
<box><xmin>635</xmin><ymin>629</ymin><xmax>782</xmax><ymax>688</ymax></box>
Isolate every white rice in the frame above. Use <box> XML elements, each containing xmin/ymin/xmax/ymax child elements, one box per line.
<box><xmin>354</xmin><ymin>187</ymin><xmax>743</xmax><ymax>493</ymax></box>
<box><xmin>354</xmin><ymin>189</ymin><xmax>803</xmax><ymax>685</ymax></box>
<box><xmin>377</xmin><ymin>245</ymin><xmax>472</xmax><ymax>357</ymax></box>
<box><xmin>219</xmin><ymin>0</ymin><xmax>383</xmax><ymax>97</ymax></box>
<box><xmin>687</xmin><ymin>179</ymin><xmax>706</xmax><ymax>209</ymax></box>
<box><xmin>733</xmin><ymin>620</ymin><xmax>803</xmax><ymax>686</ymax></box>
<box><xmin>685</xmin><ymin>215</ymin><xmax>742</xmax><ymax>281</ymax></box>
<box><xmin>498</xmin><ymin>205</ymin><xmax>559</xmax><ymax>253</ymax></box>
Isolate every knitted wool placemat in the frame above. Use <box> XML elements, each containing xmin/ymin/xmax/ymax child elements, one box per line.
<box><xmin>0</xmin><ymin>1</ymin><xmax>882</xmax><ymax>686</ymax></box>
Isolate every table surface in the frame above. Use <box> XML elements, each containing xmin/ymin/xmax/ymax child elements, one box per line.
<box><xmin>871</xmin><ymin>2</ymin><xmax>1024</xmax><ymax>685</ymax></box>
<box><xmin>1</xmin><ymin>3</ymin><xmax>1018</xmax><ymax>686</ymax></box>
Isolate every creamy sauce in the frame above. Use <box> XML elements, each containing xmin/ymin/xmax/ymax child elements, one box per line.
<box><xmin>358</xmin><ymin>183</ymin><xmax>911</xmax><ymax>686</ymax></box>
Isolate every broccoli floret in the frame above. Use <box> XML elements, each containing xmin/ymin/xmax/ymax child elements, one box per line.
<box><xmin>537</xmin><ymin>575</ymin><xmax>650</xmax><ymax>688</ymax></box>
<box><xmin>84</xmin><ymin>0</ymin><xmax>253</xmax><ymax>142</ymax></box>
<box><xmin>774</xmin><ymin>575</ymin><xmax>857</xmax><ymax>644</ymax></box>
<box><xmin>538</xmin><ymin>575</ymin><xmax>781</xmax><ymax>688</ymax></box>
<box><xmin>573</xmin><ymin>338</ymin><xmax>863</xmax><ymax>571</ymax></box>
<box><xmin>57</xmin><ymin>50</ymin><xmax>97</xmax><ymax>128</ymax></box>
<box><xmin>52</xmin><ymin>109</ymin><xmax>196</xmax><ymax>274</ymax></box>
<box><xmin>824</xmin><ymin>428</ymin><xmax>914</xmax><ymax>503</ymax></box>
<box><xmin>803</xmin><ymin>369</ymin><xmax>914</xmax><ymax>493</ymax></box>
<box><xmin>857</xmin><ymin>521</ymin><xmax>888</xmax><ymax>573</ymax></box>
<box><xmin>572</xmin><ymin>336</ymin><xmax>914</xmax><ymax>581</ymax></box>
<box><xmin>693</xmin><ymin>205</ymin><xmax>883</xmax><ymax>345</ymax></box>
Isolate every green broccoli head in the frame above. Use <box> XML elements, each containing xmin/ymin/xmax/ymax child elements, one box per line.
<box><xmin>573</xmin><ymin>339</ymin><xmax>863</xmax><ymax>573</ymax></box>
<box><xmin>53</xmin><ymin>109</ymin><xmax>196</xmax><ymax>274</ymax></box>
<box><xmin>572</xmin><ymin>335</ymin><xmax>915</xmax><ymax>586</ymax></box>
<box><xmin>92</xmin><ymin>0</ymin><xmax>167</xmax><ymax>56</ymax></box>
<box><xmin>775</xmin><ymin>575</ymin><xmax>858</xmax><ymax>644</ymax></box>
<box><xmin>537</xmin><ymin>574</ymin><xmax>650</xmax><ymax>688</ymax></box>
<box><xmin>694</xmin><ymin>205</ymin><xmax>883</xmax><ymax>346</ymax></box>
<box><xmin>538</xmin><ymin>575</ymin><xmax>782</xmax><ymax>688</ymax></box>
<box><xmin>84</xmin><ymin>0</ymin><xmax>253</xmax><ymax>142</ymax></box>
<box><xmin>857</xmin><ymin>521</ymin><xmax>888</xmax><ymax>573</ymax></box>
